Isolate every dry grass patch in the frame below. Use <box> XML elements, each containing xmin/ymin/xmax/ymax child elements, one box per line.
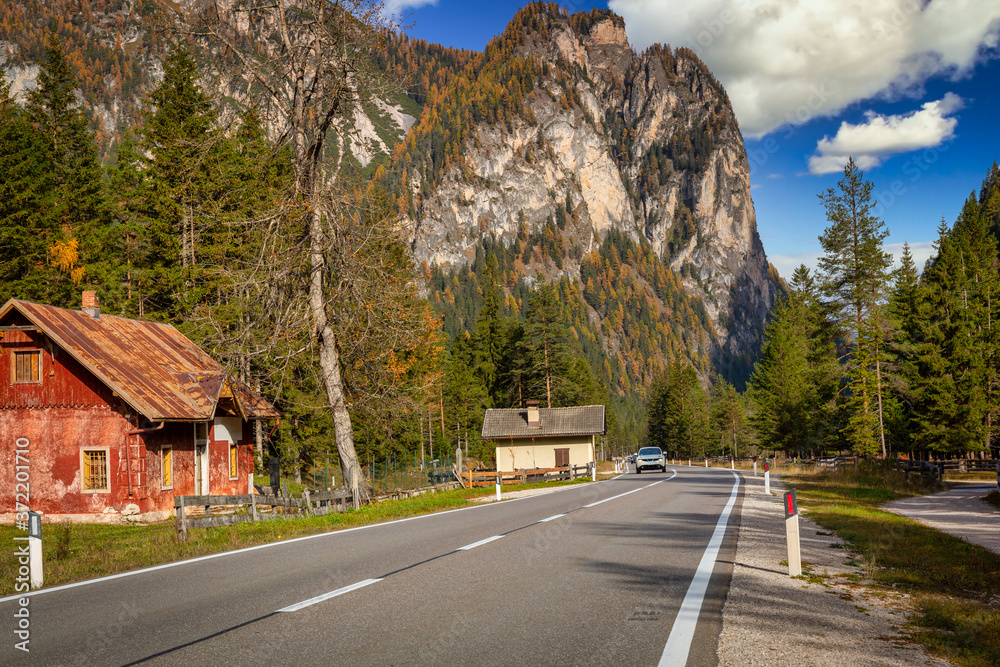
<box><xmin>784</xmin><ymin>461</ymin><xmax>1000</xmax><ymax>667</ymax></box>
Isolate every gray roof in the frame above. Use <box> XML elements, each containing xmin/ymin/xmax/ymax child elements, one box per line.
<box><xmin>481</xmin><ymin>405</ymin><xmax>606</xmax><ymax>439</ymax></box>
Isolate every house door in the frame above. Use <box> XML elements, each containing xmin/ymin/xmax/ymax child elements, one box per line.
<box><xmin>195</xmin><ymin>443</ymin><xmax>209</xmax><ymax>495</ymax></box>
<box><xmin>555</xmin><ymin>448</ymin><xmax>569</xmax><ymax>467</ymax></box>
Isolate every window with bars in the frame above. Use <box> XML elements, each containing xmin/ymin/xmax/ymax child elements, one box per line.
<box><xmin>162</xmin><ymin>447</ymin><xmax>173</xmax><ymax>488</ymax></box>
<box><xmin>13</xmin><ymin>350</ymin><xmax>40</xmax><ymax>383</ymax></box>
<box><xmin>229</xmin><ymin>444</ymin><xmax>238</xmax><ymax>479</ymax></box>
<box><xmin>82</xmin><ymin>449</ymin><xmax>109</xmax><ymax>492</ymax></box>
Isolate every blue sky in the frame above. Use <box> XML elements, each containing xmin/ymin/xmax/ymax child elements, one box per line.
<box><xmin>389</xmin><ymin>0</ymin><xmax>1000</xmax><ymax>278</ymax></box>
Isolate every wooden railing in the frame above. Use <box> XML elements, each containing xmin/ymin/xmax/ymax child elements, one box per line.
<box><xmin>174</xmin><ymin>488</ymin><xmax>354</xmax><ymax>540</ymax></box>
<box><xmin>465</xmin><ymin>464</ymin><xmax>592</xmax><ymax>488</ymax></box>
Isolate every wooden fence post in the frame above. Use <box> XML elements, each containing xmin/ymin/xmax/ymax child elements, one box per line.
<box><xmin>177</xmin><ymin>496</ymin><xmax>187</xmax><ymax>541</ymax></box>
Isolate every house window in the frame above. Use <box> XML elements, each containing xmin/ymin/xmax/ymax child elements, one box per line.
<box><xmin>13</xmin><ymin>350</ymin><xmax>40</xmax><ymax>383</ymax></box>
<box><xmin>81</xmin><ymin>449</ymin><xmax>110</xmax><ymax>493</ymax></box>
<box><xmin>229</xmin><ymin>444</ymin><xmax>238</xmax><ymax>479</ymax></box>
<box><xmin>162</xmin><ymin>447</ymin><xmax>173</xmax><ymax>489</ymax></box>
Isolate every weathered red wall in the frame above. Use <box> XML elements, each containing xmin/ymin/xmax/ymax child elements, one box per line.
<box><xmin>1</xmin><ymin>328</ymin><xmax>254</xmax><ymax>518</ymax></box>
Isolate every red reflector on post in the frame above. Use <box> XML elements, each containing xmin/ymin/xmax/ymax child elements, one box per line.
<box><xmin>784</xmin><ymin>489</ymin><xmax>797</xmax><ymax>517</ymax></box>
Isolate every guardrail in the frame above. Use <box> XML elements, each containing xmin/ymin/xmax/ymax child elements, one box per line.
<box><xmin>465</xmin><ymin>464</ymin><xmax>592</xmax><ymax>488</ymax></box>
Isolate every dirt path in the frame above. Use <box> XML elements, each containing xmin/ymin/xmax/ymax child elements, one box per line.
<box><xmin>883</xmin><ymin>484</ymin><xmax>1000</xmax><ymax>555</ymax></box>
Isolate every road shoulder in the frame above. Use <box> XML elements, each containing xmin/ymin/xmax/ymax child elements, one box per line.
<box><xmin>717</xmin><ymin>473</ymin><xmax>952</xmax><ymax>666</ymax></box>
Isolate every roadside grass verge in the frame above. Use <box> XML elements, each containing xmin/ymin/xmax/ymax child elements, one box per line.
<box><xmin>785</xmin><ymin>462</ymin><xmax>1000</xmax><ymax>667</ymax></box>
<box><xmin>983</xmin><ymin>490</ymin><xmax>1000</xmax><ymax>510</ymax></box>
<box><xmin>0</xmin><ymin>478</ymin><xmax>586</xmax><ymax>597</ymax></box>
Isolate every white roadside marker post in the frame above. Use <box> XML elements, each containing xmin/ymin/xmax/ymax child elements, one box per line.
<box><xmin>753</xmin><ymin>456</ymin><xmax>758</xmax><ymax>477</ymax></box>
<box><xmin>495</xmin><ymin>472</ymin><xmax>502</xmax><ymax>501</ymax></box>
<box><xmin>764</xmin><ymin>461</ymin><xmax>771</xmax><ymax>494</ymax></box>
<box><xmin>28</xmin><ymin>511</ymin><xmax>42</xmax><ymax>589</ymax></box>
<box><xmin>592</xmin><ymin>461</ymin><xmax>597</xmax><ymax>482</ymax></box>
<box><xmin>784</xmin><ymin>489</ymin><xmax>802</xmax><ymax>577</ymax></box>
<box><xmin>704</xmin><ymin>457</ymin><xmax>708</xmax><ymax>468</ymax></box>
<box><xmin>731</xmin><ymin>456</ymin><xmax>735</xmax><ymax>470</ymax></box>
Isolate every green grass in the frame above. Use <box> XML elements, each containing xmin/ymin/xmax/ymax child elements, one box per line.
<box><xmin>785</xmin><ymin>461</ymin><xmax>1000</xmax><ymax>667</ymax></box>
<box><xmin>0</xmin><ymin>478</ymin><xmax>588</xmax><ymax>596</ymax></box>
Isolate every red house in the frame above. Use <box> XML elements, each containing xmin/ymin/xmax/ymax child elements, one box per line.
<box><xmin>0</xmin><ymin>293</ymin><xmax>279</xmax><ymax>522</ymax></box>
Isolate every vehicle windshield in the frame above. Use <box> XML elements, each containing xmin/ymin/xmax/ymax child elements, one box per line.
<box><xmin>638</xmin><ymin>447</ymin><xmax>661</xmax><ymax>456</ymax></box>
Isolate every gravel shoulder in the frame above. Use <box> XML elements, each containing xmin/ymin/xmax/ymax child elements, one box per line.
<box><xmin>717</xmin><ymin>473</ymin><xmax>952</xmax><ymax>666</ymax></box>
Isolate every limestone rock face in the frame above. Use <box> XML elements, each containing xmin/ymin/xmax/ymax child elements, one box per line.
<box><xmin>406</xmin><ymin>11</ymin><xmax>778</xmax><ymax>371</ymax></box>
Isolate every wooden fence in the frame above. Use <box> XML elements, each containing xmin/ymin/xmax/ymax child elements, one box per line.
<box><xmin>464</xmin><ymin>464</ymin><xmax>592</xmax><ymax>488</ymax></box>
<box><xmin>896</xmin><ymin>458</ymin><xmax>999</xmax><ymax>481</ymax></box>
<box><xmin>175</xmin><ymin>488</ymin><xmax>355</xmax><ymax>541</ymax></box>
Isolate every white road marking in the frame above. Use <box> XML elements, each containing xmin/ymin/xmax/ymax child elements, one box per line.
<box><xmin>540</xmin><ymin>514</ymin><xmax>566</xmax><ymax>522</ymax></box>
<box><xmin>0</xmin><ymin>474</ymin><xmax>629</xmax><ymax>604</ymax></box>
<box><xmin>658</xmin><ymin>470</ymin><xmax>740</xmax><ymax>667</ymax></box>
<box><xmin>458</xmin><ymin>535</ymin><xmax>504</xmax><ymax>550</ymax></box>
<box><xmin>583</xmin><ymin>470</ymin><xmax>677</xmax><ymax>507</ymax></box>
<box><xmin>277</xmin><ymin>578</ymin><xmax>382</xmax><ymax>612</ymax></box>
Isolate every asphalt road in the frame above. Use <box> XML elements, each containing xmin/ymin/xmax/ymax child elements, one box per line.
<box><xmin>2</xmin><ymin>467</ymin><xmax>742</xmax><ymax>666</ymax></box>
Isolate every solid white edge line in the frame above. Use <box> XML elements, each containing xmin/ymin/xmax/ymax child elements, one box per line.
<box><xmin>539</xmin><ymin>514</ymin><xmax>566</xmax><ymax>522</ymax></box>
<box><xmin>277</xmin><ymin>578</ymin><xmax>382</xmax><ymax>613</ymax></box>
<box><xmin>0</xmin><ymin>472</ymin><xmax>644</xmax><ymax>604</ymax></box>
<box><xmin>0</xmin><ymin>484</ymin><xmax>583</xmax><ymax>604</ymax></box>
<box><xmin>658</xmin><ymin>470</ymin><xmax>740</xmax><ymax>667</ymax></box>
<box><xmin>457</xmin><ymin>535</ymin><xmax>504</xmax><ymax>550</ymax></box>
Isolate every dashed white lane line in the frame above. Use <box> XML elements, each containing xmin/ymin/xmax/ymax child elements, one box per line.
<box><xmin>540</xmin><ymin>513</ymin><xmax>567</xmax><ymax>522</ymax></box>
<box><xmin>458</xmin><ymin>535</ymin><xmax>505</xmax><ymax>550</ymax></box>
<box><xmin>583</xmin><ymin>470</ymin><xmax>677</xmax><ymax>508</ymax></box>
<box><xmin>658</xmin><ymin>470</ymin><xmax>740</xmax><ymax>667</ymax></box>
<box><xmin>277</xmin><ymin>578</ymin><xmax>382</xmax><ymax>612</ymax></box>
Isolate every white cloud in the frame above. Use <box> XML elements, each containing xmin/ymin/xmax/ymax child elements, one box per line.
<box><xmin>607</xmin><ymin>0</ymin><xmax>1000</xmax><ymax>137</ymax></box>
<box><xmin>808</xmin><ymin>94</ymin><xmax>963</xmax><ymax>174</ymax></box>
<box><xmin>382</xmin><ymin>0</ymin><xmax>437</xmax><ymax>21</ymax></box>
<box><xmin>766</xmin><ymin>250</ymin><xmax>823</xmax><ymax>282</ymax></box>
<box><xmin>768</xmin><ymin>241</ymin><xmax>935</xmax><ymax>281</ymax></box>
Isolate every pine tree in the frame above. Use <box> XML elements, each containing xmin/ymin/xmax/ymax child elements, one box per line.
<box><xmin>912</xmin><ymin>196</ymin><xmax>999</xmax><ymax>455</ymax></box>
<box><xmin>882</xmin><ymin>243</ymin><xmax>922</xmax><ymax>454</ymax></box>
<box><xmin>8</xmin><ymin>33</ymin><xmax>108</xmax><ymax>305</ymax></box>
<box><xmin>746</xmin><ymin>297</ymin><xmax>813</xmax><ymax>454</ymax></box>
<box><xmin>520</xmin><ymin>282</ymin><xmax>573</xmax><ymax>407</ymax></box>
<box><xmin>646</xmin><ymin>359</ymin><xmax>705</xmax><ymax>457</ymax></box>
<box><xmin>0</xmin><ymin>77</ymin><xmax>59</xmax><ymax>302</ymax></box>
<box><xmin>817</xmin><ymin>158</ymin><xmax>892</xmax><ymax>456</ymax></box>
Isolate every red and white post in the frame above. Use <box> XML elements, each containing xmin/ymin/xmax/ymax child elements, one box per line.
<box><xmin>784</xmin><ymin>489</ymin><xmax>801</xmax><ymax>577</ymax></box>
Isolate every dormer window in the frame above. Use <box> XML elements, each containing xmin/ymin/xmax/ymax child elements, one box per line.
<box><xmin>13</xmin><ymin>350</ymin><xmax>41</xmax><ymax>383</ymax></box>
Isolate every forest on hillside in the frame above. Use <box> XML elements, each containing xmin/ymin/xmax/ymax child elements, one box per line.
<box><xmin>646</xmin><ymin>159</ymin><xmax>1000</xmax><ymax>461</ymax></box>
<box><xmin>0</xmin><ymin>30</ymin><xmax>650</xmax><ymax>486</ymax></box>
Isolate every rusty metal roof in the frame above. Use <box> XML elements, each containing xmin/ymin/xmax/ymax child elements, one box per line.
<box><xmin>481</xmin><ymin>405</ymin><xmax>606</xmax><ymax>439</ymax></box>
<box><xmin>0</xmin><ymin>299</ymin><xmax>279</xmax><ymax>422</ymax></box>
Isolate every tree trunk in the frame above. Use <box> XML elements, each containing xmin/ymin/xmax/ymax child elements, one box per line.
<box><xmin>308</xmin><ymin>202</ymin><xmax>366</xmax><ymax>508</ymax></box>
<box><xmin>876</xmin><ymin>357</ymin><xmax>887</xmax><ymax>458</ymax></box>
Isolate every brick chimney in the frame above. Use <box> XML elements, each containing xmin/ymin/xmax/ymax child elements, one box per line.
<box><xmin>82</xmin><ymin>291</ymin><xmax>100</xmax><ymax>319</ymax></box>
<box><xmin>526</xmin><ymin>400</ymin><xmax>540</xmax><ymax>428</ymax></box>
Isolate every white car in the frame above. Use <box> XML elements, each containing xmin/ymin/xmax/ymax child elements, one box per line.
<box><xmin>635</xmin><ymin>446</ymin><xmax>666</xmax><ymax>473</ymax></box>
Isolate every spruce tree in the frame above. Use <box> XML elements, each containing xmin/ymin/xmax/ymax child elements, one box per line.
<box><xmin>0</xmin><ymin>78</ymin><xmax>58</xmax><ymax>302</ymax></box>
<box><xmin>746</xmin><ymin>297</ymin><xmax>812</xmax><ymax>454</ymax></box>
<box><xmin>817</xmin><ymin>158</ymin><xmax>892</xmax><ymax>456</ymax></box>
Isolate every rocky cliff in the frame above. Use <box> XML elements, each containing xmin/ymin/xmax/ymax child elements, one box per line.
<box><xmin>1</xmin><ymin>0</ymin><xmax>780</xmax><ymax>389</ymax></box>
<box><xmin>401</xmin><ymin>4</ymin><xmax>779</xmax><ymax>384</ymax></box>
